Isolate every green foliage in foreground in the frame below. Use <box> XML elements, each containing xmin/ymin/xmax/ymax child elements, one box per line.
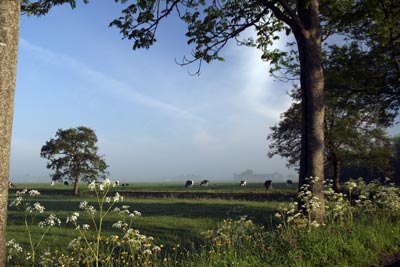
<box><xmin>6</xmin><ymin>179</ymin><xmax>400</xmax><ymax>267</ymax></box>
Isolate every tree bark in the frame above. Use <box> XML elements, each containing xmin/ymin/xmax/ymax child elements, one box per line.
<box><xmin>295</xmin><ymin>0</ymin><xmax>325</xmax><ymax>222</ymax></box>
<box><xmin>73</xmin><ymin>176</ymin><xmax>79</xmax><ymax>196</ymax></box>
<box><xmin>0</xmin><ymin>1</ymin><xmax>20</xmax><ymax>266</ymax></box>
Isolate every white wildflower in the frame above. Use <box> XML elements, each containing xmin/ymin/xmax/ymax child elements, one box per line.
<box><xmin>103</xmin><ymin>178</ymin><xmax>112</xmax><ymax>186</ymax></box>
<box><xmin>86</xmin><ymin>205</ymin><xmax>96</xmax><ymax>214</ymax></box>
<box><xmin>79</xmin><ymin>201</ymin><xmax>88</xmax><ymax>209</ymax></box>
<box><xmin>33</xmin><ymin>202</ymin><xmax>45</xmax><ymax>213</ymax></box>
<box><xmin>112</xmin><ymin>220</ymin><xmax>128</xmax><ymax>229</ymax></box>
<box><xmin>46</xmin><ymin>214</ymin><xmax>61</xmax><ymax>226</ymax></box>
<box><xmin>67</xmin><ymin>212</ymin><xmax>79</xmax><ymax>223</ymax></box>
<box><xmin>88</xmin><ymin>181</ymin><xmax>96</xmax><ymax>191</ymax></box>
<box><xmin>310</xmin><ymin>221</ymin><xmax>320</xmax><ymax>228</ymax></box>
<box><xmin>28</xmin><ymin>190</ymin><xmax>40</xmax><ymax>197</ymax></box>
<box><xmin>10</xmin><ymin>197</ymin><xmax>22</xmax><ymax>207</ymax></box>
<box><xmin>82</xmin><ymin>224</ymin><xmax>90</xmax><ymax>230</ymax></box>
<box><xmin>16</xmin><ymin>189</ymin><xmax>27</xmax><ymax>196</ymax></box>
<box><xmin>113</xmin><ymin>192</ymin><xmax>123</xmax><ymax>203</ymax></box>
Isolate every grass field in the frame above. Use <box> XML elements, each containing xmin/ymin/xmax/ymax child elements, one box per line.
<box><xmin>7</xmin><ymin>181</ymin><xmax>292</xmax><ymax>253</ymax></box>
<box><xmin>7</xmin><ymin>180</ymin><xmax>400</xmax><ymax>267</ymax></box>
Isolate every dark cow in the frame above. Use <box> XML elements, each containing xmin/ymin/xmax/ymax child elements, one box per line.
<box><xmin>264</xmin><ymin>180</ymin><xmax>272</xmax><ymax>190</ymax></box>
<box><xmin>240</xmin><ymin>180</ymin><xmax>247</xmax><ymax>187</ymax></box>
<box><xmin>286</xmin><ymin>179</ymin><xmax>293</xmax><ymax>187</ymax></box>
<box><xmin>185</xmin><ymin>180</ymin><xmax>194</xmax><ymax>188</ymax></box>
<box><xmin>200</xmin><ymin>180</ymin><xmax>209</xmax><ymax>186</ymax></box>
<box><xmin>64</xmin><ymin>181</ymin><xmax>69</xmax><ymax>186</ymax></box>
<box><xmin>8</xmin><ymin>182</ymin><xmax>15</xmax><ymax>188</ymax></box>
<box><xmin>121</xmin><ymin>183</ymin><xmax>129</xmax><ymax>186</ymax></box>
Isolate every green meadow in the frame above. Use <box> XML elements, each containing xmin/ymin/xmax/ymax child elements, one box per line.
<box><xmin>6</xmin><ymin>180</ymin><xmax>400</xmax><ymax>267</ymax></box>
<box><xmin>7</xmin><ymin>182</ymin><xmax>291</xmax><ymax>252</ymax></box>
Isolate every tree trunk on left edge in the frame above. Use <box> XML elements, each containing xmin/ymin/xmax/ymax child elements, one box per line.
<box><xmin>295</xmin><ymin>0</ymin><xmax>325</xmax><ymax>222</ymax></box>
<box><xmin>0</xmin><ymin>1</ymin><xmax>20</xmax><ymax>266</ymax></box>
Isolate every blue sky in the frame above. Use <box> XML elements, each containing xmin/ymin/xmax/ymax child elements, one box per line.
<box><xmin>13</xmin><ymin>2</ymin><xmax>398</xmax><ymax>183</ymax></box>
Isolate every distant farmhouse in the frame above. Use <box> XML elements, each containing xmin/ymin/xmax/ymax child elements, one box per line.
<box><xmin>233</xmin><ymin>169</ymin><xmax>284</xmax><ymax>182</ymax></box>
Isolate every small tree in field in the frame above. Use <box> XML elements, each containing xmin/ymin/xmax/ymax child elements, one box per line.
<box><xmin>40</xmin><ymin>126</ymin><xmax>108</xmax><ymax>196</ymax></box>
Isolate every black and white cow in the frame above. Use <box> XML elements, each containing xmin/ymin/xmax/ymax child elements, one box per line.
<box><xmin>50</xmin><ymin>180</ymin><xmax>55</xmax><ymax>186</ymax></box>
<box><xmin>264</xmin><ymin>180</ymin><xmax>272</xmax><ymax>190</ymax></box>
<box><xmin>286</xmin><ymin>179</ymin><xmax>293</xmax><ymax>187</ymax></box>
<box><xmin>185</xmin><ymin>180</ymin><xmax>194</xmax><ymax>188</ymax></box>
<box><xmin>240</xmin><ymin>180</ymin><xmax>247</xmax><ymax>187</ymax></box>
<box><xmin>8</xmin><ymin>181</ymin><xmax>15</xmax><ymax>188</ymax></box>
<box><xmin>200</xmin><ymin>180</ymin><xmax>209</xmax><ymax>186</ymax></box>
<box><xmin>114</xmin><ymin>180</ymin><xmax>120</xmax><ymax>186</ymax></box>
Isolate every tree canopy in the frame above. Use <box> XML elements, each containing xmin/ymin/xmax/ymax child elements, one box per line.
<box><xmin>268</xmin><ymin>42</ymin><xmax>397</xmax><ymax>190</ymax></box>
<box><xmin>40</xmin><ymin>126</ymin><xmax>108</xmax><ymax>195</ymax></box>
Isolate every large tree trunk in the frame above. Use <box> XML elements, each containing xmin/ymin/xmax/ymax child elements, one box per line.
<box><xmin>295</xmin><ymin>0</ymin><xmax>325</xmax><ymax>222</ymax></box>
<box><xmin>0</xmin><ymin>1</ymin><xmax>20</xmax><ymax>265</ymax></box>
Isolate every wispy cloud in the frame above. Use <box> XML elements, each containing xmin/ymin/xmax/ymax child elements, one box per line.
<box><xmin>19</xmin><ymin>38</ymin><xmax>204</xmax><ymax>122</ymax></box>
<box><xmin>224</xmin><ymin>31</ymin><xmax>292</xmax><ymax>123</ymax></box>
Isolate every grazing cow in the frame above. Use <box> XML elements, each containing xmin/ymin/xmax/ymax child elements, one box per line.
<box><xmin>286</xmin><ymin>179</ymin><xmax>293</xmax><ymax>187</ymax></box>
<box><xmin>50</xmin><ymin>181</ymin><xmax>55</xmax><ymax>186</ymax></box>
<box><xmin>8</xmin><ymin>182</ymin><xmax>15</xmax><ymax>188</ymax></box>
<box><xmin>185</xmin><ymin>180</ymin><xmax>194</xmax><ymax>188</ymax></box>
<box><xmin>64</xmin><ymin>181</ymin><xmax>69</xmax><ymax>186</ymax></box>
<box><xmin>240</xmin><ymin>180</ymin><xmax>247</xmax><ymax>187</ymax></box>
<box><xmin>114</xmin><ymin>180</ymin><xmax>120</xmax><ymax>186</ymax></box>
<box><xmin>121</xmin><ymin>183</ymin><xmax>129</xmax><ymax>186</ymax></box>
<box><xmin>200</xmin><ymin>180</ymin><xmax>209</xmax><ymax>186</ymax></box>
<box><xmin>264</xmin><ymin>180</ymin><xmax>272</xmax><ymax>190</ymax></box>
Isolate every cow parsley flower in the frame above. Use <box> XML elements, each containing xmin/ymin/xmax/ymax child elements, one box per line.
<box><xmin>28</xmin><ymin>190</ymin><xmax>40</xmax><ymax>197</ymax></box>
<box><xmin>33</xmin><ymin>202</ymin><xmax>45</xmax><ymax>213</ymax></box>
<box><xmin>103</xmin><ymin>178</ymin><xmax>112</xmax><ymax>187</ymax></box>
<box><xmin>79</xmin><ymin>200</ymin><xmax>88</xmax><ymax>209</ymax></box>
<box><xmin>99</xmin><ymin>184</ymin><xmax>105</xmax><ymax>191</ymax></box>
<box><xmin>16</xmin><ymin>189</ymin><xmax>28</xmax><ymax>196</ymax></box>
<box><xmin>86</xmin><ymin>205</ymin><xmax>96</xmax><ymax>214</ymax></box>
<box><xmin>10</xmin><ymin>197</ymin><xmax>22</xmax><ymax>207</ymax></box>
<box><xmin>38</xmin><ymin>214</ymin><xmax>61</xmax><ymax>228</ymax></box>
<box><xmin>153</xmin><ymin>246</ymin><xmax>161</xmax><ymax>252</ymax></box>
<box><xmin>112</xmin><ymin>220</ymin><xmax>128</xmax><ymax>229</ymax></box>
<box><xmin>67</xmin><ymin>212</ymin><xmax>80</xmax><ymax>223</ymax></box>
<box><xmin>88</xmin><ymin>180</ymin><xmax>96</xmax><ymax>191</ymax></box>
<box><xmin>113</xmin><ymin>192</ymin><xmax>122</xmax><ymax>203</ymax></box>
